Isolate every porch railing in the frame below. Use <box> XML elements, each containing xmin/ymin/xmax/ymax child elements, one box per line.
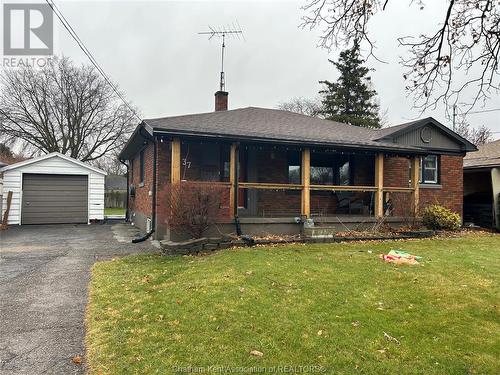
<box><xmin>169</xmin><ymin>138</ymin><xmax>420</xmax><ymax>220</ymax></box>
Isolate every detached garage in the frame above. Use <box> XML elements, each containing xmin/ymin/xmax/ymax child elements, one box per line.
<box><xmin>0</xmin><ymin>153</ymin><xmax>106</xmax><ymax>225</ymax></box>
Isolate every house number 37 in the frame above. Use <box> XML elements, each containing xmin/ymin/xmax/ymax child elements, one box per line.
<box><xmin>182</xmin><ymin>158</ymin><xmax>191</xmax><ymax>168</ymax></box>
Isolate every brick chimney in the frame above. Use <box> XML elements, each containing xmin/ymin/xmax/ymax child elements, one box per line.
<box><xmin>214</xmin><ymin>91</ymin><xmax>228</xmax><ymax>111</ymax></box>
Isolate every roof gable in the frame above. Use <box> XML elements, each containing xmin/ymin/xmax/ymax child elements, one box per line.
<box><xmin>0</xmin><ymin>152</ymin><xmax>107</xmax><ymax>175</ymax></box>
<box><xmin>375</xmin><ymin>117</ymin><xmax>477</xmax><ymax>152</ymax></box>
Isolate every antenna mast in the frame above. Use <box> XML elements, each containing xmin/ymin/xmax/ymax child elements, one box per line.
<box><xmin>198</xmin><ymin>23</ymin><xmax>244</xmax><ymax>92</ymax></box>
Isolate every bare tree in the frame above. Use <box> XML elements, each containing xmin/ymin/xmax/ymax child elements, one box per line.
<box><xmin>0</xmin><ymin>143</ymin><xmax>27</xmax><ymax>164</ymax></box>
<box><xmin>301</xmin><ymin>1</ymin><xmax>500</xmax><ymax>116</ymax></box>
<box><xmin>90</xmin><ymin>151</ymin><xmax>127</xmax><ymax>175</ymax></box>
<box><xmin>0</xmin><ymin>56</ymin><xmax>138</xmax><ymax>162</ymax></box>
<box><xmin>455</xmin><ymin>118</ymin><xmax>492</xmax><ymax>145</ymax></box>
<box><xmin>277</xmin><ymin>97</ymin><xmax>323</xmax><ymax>117</ymax></box>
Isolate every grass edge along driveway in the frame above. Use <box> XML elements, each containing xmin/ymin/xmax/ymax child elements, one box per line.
<box><xmin>86</xmin><ymin>234</ymin><xmax>499</xmax><ymax>374</ymax></box>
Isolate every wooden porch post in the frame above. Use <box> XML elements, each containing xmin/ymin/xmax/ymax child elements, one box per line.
<box><xmin>229</xmin><ymin>143</ymin><xmax>238</xmax><ymax>218</ymax></box>
<box><xmin>171</xmin><ymin>138</ymin><xmax>181</xmax><ymax>184</ymax></box>
<box><xmin>374</xmin><ymin>153</ymin><xmax>384</xmax><ymax>218</ymax></box>
<box><xmin>411</xmin><ymin>156</ymin><xmax>420</xmax><ymax>216</ymax></box>
<box><xmin>301</xmin><ymin>148</ymin><xmax>311</xmax><ymax>218</ymax></box>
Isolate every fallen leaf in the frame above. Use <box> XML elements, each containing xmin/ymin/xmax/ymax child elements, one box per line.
<box><xmin>250</xmin><ymin>350</ymin><xmax>263</xmax><ymax>357</ymax></box>
<box><xmin>71</xmin><ymin>355</ymin><xmax>82</xmax><ymax>365</ymax></box>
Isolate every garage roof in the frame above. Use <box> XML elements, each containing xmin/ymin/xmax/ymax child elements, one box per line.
<box><xmin>0</xmin><ymin>152</ymin><xmax>107</xmax><ymax>175</ymax></box>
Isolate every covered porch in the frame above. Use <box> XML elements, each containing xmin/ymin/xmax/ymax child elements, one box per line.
<box><xmin>166</xmin><ymin>137</ymin><xmax>420</xmax><ymax>230</ymax></box>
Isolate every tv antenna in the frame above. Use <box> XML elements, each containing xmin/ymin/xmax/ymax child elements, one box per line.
<box><xmin>198</xmin><ymin>22</ymin><xmax>244</xmax><ymax>91</ymax></box>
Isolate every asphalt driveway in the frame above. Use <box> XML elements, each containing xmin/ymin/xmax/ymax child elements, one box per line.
<box><xmin>0</xmin><ymin>223</ymin><xmax>156</xmax><ymax>374</ymax></box>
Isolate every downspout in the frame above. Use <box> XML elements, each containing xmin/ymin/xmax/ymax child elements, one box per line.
<box><xmin>132</xmin><ymin>128</ymin><xmax>157</xmax><ymax>243</ymax></box>
<box><xmin>119</xmin><ymin>159</ymin><xmax>129</xmax><ymax>222</ymax></box>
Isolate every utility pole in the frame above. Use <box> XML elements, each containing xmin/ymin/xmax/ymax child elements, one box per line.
<box><xmin>452</xmin><ymin>105</ymin><xmax>456</xmax><ymax>131</ymax></box>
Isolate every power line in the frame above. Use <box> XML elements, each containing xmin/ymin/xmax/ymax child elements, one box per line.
<box><xmin>45</xmin><ymin>0</ymin><xmax>142</xmax><ymax>122</ymax></box>
<box><xmin>463</xmin><ymin>108</ymin><xmax>500</xmax><ymax>115</ymax></box>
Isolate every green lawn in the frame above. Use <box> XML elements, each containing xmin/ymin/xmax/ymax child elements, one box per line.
<box><xmin>104</xmin><ymin>207</ymin><xmax>126</xmax><ymax>216</ymax></box>
<box><xmin>86</xmin><ymin>234</ymin><xmax>500</xmax><ymax>374</ymax></box>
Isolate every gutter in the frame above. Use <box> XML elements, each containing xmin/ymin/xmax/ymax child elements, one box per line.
<box><xmin>151</xmin><ymin>128</ymin><xmax>431</xmax><ymax>155</ymax></box>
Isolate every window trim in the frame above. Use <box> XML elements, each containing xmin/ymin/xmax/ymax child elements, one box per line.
<box><xmin>420</xmin><ymin>155</ymin><xmax>439</xmax><ymax>184</ymax></box>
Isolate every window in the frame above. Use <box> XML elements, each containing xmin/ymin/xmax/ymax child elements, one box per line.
<box><xmin>339</xmin><ymin>161</ymin><xmax>350</xmax><ymax>186</ymax></box>
<box><xmin>139</xmin><ymin>150</ymin><xmax>145</xmax><ymax>184</ymax></box>
<box><xmin>288</xmin><ymin>165</ymin><xmax>301</xmax><ymax>184</ymax></box>
<box><xmin>311</xmin><ymin>166</ymin><xmax>334</xmax><ymax>185</ymax></box>
<box><xmin>287</xmin><ymin>151</ymin><xmax>351</xmax><ymax>185</ymax></box>
<box><xmin>420</xmin><ymin>155</ymin><xmax>439</xmax><ymax>184</ymax></box>
<box><xmin>287</xmin><ymin>151</ymin><xmax>301</xmax><ymax>184</ymax></box>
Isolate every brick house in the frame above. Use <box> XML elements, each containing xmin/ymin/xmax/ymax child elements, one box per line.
<box><xmin>118</xmin><ymin>91</ymin><xmax>476</xmax><ymax>240</ymax></box>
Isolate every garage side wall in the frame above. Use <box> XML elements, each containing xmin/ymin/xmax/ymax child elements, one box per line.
<box><xmin>1</xmin><ymin>170</ymin><xmax>21</xmax><ymax>225</ymax></box>
<box><xmin>0</xmin><ymin>155</ymin><xmax>105</xmax><ymax>225</ymax></box>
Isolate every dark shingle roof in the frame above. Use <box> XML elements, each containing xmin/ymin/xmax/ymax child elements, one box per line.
<box><xmin>374</xmin><ymin>119</ymin><xmax>422</xmax><ymax>138</ymax></box>
<box><xmin>144</xmin><ymin>107</ymin><xmax>420</xmax><ymax>152</ymax></box>
<box><xmin>464</xmin><ymin>139</ymin><xmax>500</xmax><ymax>169</ymax></box>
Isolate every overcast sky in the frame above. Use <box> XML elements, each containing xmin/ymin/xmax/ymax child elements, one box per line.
<box><xmin>51</xmin><ymin>0</ymin><xmax>499</xmax><ymax>137</ymax></box>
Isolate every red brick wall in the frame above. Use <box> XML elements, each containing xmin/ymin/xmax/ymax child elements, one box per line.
<box><xmin>383</xmin><ymin>154</ymin><xmax>464</xmax><ymax>217</ymax></box>
<box><xmin>155</xmin><ymin>141</ymin><xmax>171</xmax><ymax>235</ymax></box>
<box><xmin>420</xmin><ymin>155</ymin><xmax>463</xmax><ymax>216</ymax></box>
<box><xmin>128</xmin><ymin>143</ymin><xmax>154</xmax><ymax>219</ymax></box>
<box><xmin>384</xmin><ymin>156</ymin><xmax>410</xmax><ymax>188</ymax></box>
<box><xmin>128</xmin><ymin>140</ymin><xmax>172</xmax><ymax>234</ymax></box>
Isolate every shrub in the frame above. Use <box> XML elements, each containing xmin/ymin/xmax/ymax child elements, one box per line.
<box><xmin>422</xmin><ymin>204</ymin><xmax>461</xmax><ymax>231</ymax></box>
<box><xmin>167</xmin><ymin>182</ymin><xmax>229</xmax><ymax>238</ymax></box>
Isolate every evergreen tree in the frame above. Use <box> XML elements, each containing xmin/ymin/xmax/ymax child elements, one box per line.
<box><xmin>319</xmin><ymin>44</ymin><xmax>381</xmax><ymax>128</ymax></box>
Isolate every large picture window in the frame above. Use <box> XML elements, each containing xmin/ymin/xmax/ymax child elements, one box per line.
<box><xmin>420</xmin><ymin>155</ymin><xmax>439</xmax><ymax>184</ymax></box>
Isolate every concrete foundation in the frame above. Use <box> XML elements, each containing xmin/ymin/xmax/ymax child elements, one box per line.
<box><xmin>159</xmin><ymin>216</ymin><xmax>415</xmax><ymax>241</ymax></box>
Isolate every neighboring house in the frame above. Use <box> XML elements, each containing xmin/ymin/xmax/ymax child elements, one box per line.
<box><xmin>105</xmin><ymin>174</ymin><xmax>127</xmax><ymax>209</ymax></box>
<box><xmin>463</xmin><ymin>139</ymin><xmax>500</xmax><ymax>230</ymax></box>
<box><xmin>0</xmin><ymin>152</ymin><xmax>106</xmax><ymax>225</ymax></box>
<box><xmin>119</xmin><ymin>91</ymin><xmax>476</xmax><ymax>240</ymax></box>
